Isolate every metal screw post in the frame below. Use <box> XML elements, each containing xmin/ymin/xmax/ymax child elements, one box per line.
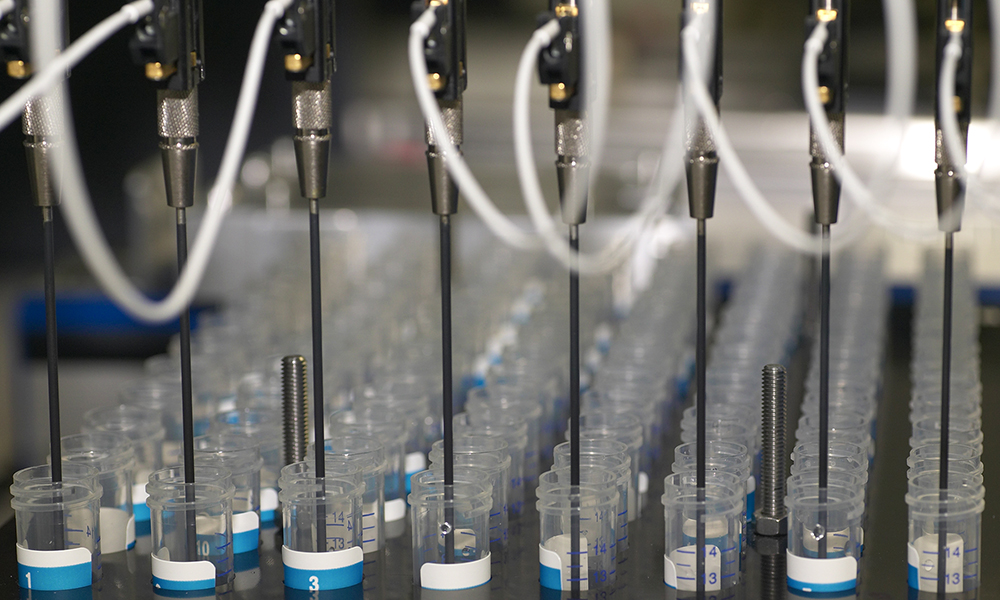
<box><xmin>756</xmin><ymin>363</ymin><xmax>787</xmax><ymax>535</ymax></box>
<box><xmin>282</xmin><ymin>355</ymin><xmax>309</xmax><ymax>465</ymax></box>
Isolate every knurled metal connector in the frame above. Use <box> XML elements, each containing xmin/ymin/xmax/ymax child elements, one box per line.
<box><xmin>809</xmin><ymin>113</ymin><xmax>843</xmax><ymax>226</ymax></box>
<box><xmin>157</xmin><ymin>88</ymin><xmax>199</xmax><ymax>208</ymax></box>
<box><xmin>425</xmin><ymin>98</ymin><xmax>462</xmax><ymax>216</ymax></box>
<box><xmin>291</xmin><ymin>81</ymin><xmax>332</xmax><ymax>200</ymax></box>
<box><xmin>555</xmin><ymin>109</ymin><xmax>588</xmax><ymax>225</ymax></box>
<box><xmin>22</xmin><ymin>94</ymin><xmax>64</xmax><ymax>208</ymax></box>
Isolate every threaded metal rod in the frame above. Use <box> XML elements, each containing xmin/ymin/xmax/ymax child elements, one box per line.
<box><xmin>282</xmin><ymin>356</ymin><xmax>309</xmax><ymax>465</ymax></box>
<box><xmin>758</xmin><ymin>364</ymin><xmax>787</xmax><ymax>533</ymax></box>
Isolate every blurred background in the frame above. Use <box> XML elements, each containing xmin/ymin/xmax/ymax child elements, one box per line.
<box><xmin>0</xmin><ymin>0</ymin><xmax>996</xmax><ymax>503</ymax></box>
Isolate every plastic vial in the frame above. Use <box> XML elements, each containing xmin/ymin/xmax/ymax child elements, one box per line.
<box><xmin>10</xmin><ymin>463</ymin><xmax>102</xmax><ymax>590</ymax></box>
<box><xmin>537</xmin><ymin>478</ymin><xmax>618</xmax><ymax>592</ymax></box>
<box><xmin>461</xmin><ymin>407</ymin><xmax>538</xmax><ymax>496</ymax></box>
<box><xmin>193</xmin><ymin>433</ymin><xmax>263</xmax><ymax>554</ymax></box>
<box><xmin>430</xmin><ymin>441</ymin><xmax>510</xmax><ymax>556</ymax></box>
<box><xmin>907</xmin><ymin>442</ymin><xmax>983</xmax><ymax>467</ymax></box>
<box><xmin>466</xmin><ymin>386</ymin><xmax>543</xmax><ymax>493</ymax></box>
<box><xmin>672</xmin><ymin>440</ymin><xmax>752</xmax><ymax>535</ymax></box>
<box><xmin>553</xmin><ymin>448</ymin><xmax>631</xmax><ymax>551</ymax></box>
<box><xmin>212</xmin><ymin>408</ymin><xmax>282</xmax><ymax>525</ymax></box>
<box><xmin>278</xmin><ymin>460</ymin><xmax>365</xmax><ymax>591</ymax></box>
<box><xmin>785</xmin><ymin>480</ymin><xmax>864</xmax><ymax>594</ymax></box>
<box><xmin>409</xmin><ymin>469</ymin><xmax>493</xmax><ymax>591</ymax></box>
<box><xmin>318</xmin><ymin>435</ymin><xmax>387</xmax><ymax>554</ymax></box>
<box><xmin>82</xmin><ymin>404</ymin><xmax>165</xmax><ymax>533</ymax></box>
<box><xmin>454</xmin><ymin>413</ymin><xmax>528</xmax><ymax>518</ymax></box>
<box><xmin>905</xmin><ymin>472</ymin><xmax>985</xmax><ymax>592</ymax></box>
<box><xmin>662</xmin><ymin>471</ymin><xmax>743</xmax><ymax>592</ymax></box>
<box><xmin>577</xmin><ymin>412</ymin><xmax>644</xmax><ymax>515</ymax></box>
<box><xmin>123</xmin><ymin>378</ymin><xmax>212</xmax><ymax>465</ymax></box>
<box><xmin>349</xmin><ymin>392</ymin><xmax>431</xmax><ymax>493</ymax></box>
<box><xmin>329</xmin><ymin>414</ymin><xmax>408</xmax><ymax>533</ymax></box>
<box><xmin>146</xmin><ymin>470</ymin><xmax>235</xmax><ymax>592</ymax></box>
<box><xmin>60</xmin><ymin>432</ymin><xmax>136</xmax><ymax>554</ymax></box>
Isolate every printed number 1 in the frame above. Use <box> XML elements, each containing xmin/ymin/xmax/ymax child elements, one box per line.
<box><xmin>25</xmin><ymin>572</ymin><xmax>30</xmax><ymax>589</ymax></box>
<box><xmin>308</xmin><ymin>575</ymin><xmax>320</xmax><ymax>591</ymax></box>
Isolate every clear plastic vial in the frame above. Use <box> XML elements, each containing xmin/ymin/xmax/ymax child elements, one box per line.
<box><xmin>537</xmin><ymin>480</ymin><xmax>618</xmax><ymax>592</ymax></box>
<box><xmin>145</xmin><ymin>471</ymin><xmax>235</xmax><ymax>592</ymax></box>
<box><xmin>454</xmin><ymin>414</ymin><xmax>528</xmax><ymax>518</ymax></box>
<box><xmin>552</xmin><ymin>451</ymin><xmax>631</xmax><ymax>550</ymax></box>
<box><xmin>213</xmin><ymin>407</ymin><xmax>282</xmax><ymax>526</ymax></box>
<box><xmin>82</xmin><ymin>404</ymin><xmax>165</xmax><ymax>532</ymax></box>
<box><xmin>409</xmin><ymin>469</ymin><xmax>493</xmax><ymax>590</ymax></box>
<box><xmin>662</xmin><ymin>471</ymin><xmax>742</xmax><ymax>592</ymax></box>
<box><xmin>60</xmin><ymin>432</ymin><xmax>136</xmax><ymax>553</ymax></box>
<box><xmin>193</xmin><ymin>433</ymin><xmax>263</xmax><ymax>554</ymax></box>
<box><xmin>430</xmin><ymin>443</ymin><xmax>510</xmax><ymax>555</ymax></box>
<box><xmin>10</xmin><ymin>463</ymin><xmax>102</xmax><ymax>590</ymax></box>
<box><xmin>278</xmin><ymin>461</ymin><xmax>365</xmax><ymax>591</ymax></box>
<box><xmin>318</xmin><ymin>435</ymin><xmax>387</xmax><ymax>554</ymax></box>
<box><xmin>329</xmin><ymin>415</ymin><xmax>408</xmax><ymax>531</ymax></box>
<box><xmin>785</xmin><ymin>481</ymin><xmax>864</xmax><ymax>594</ymax></box>
<box><xmin>905</xmin><ymin>473</ymin><xmax>985</xmax><ymax>592</ymax></box>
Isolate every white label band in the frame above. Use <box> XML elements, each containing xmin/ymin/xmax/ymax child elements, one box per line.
<box><xmin>420</xmin><ymin>553</ymin><xmax>491</xmax><ymax>590</ymax></box>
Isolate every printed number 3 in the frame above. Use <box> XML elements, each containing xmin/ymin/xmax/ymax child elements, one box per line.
<box><xmin>308</xmin><ymin>575</ymin><xmax>320</xmax><ymax>591</ymax></box>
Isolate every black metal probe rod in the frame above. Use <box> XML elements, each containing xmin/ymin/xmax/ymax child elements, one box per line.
<box><xmin>175</xmin><ymin>208</ymin><xmax>198</xmax><ymax>560</ymax></box>
<box><xmin>569</xmin><ymin>225</ymin><xmax>582</xmax><ymax>593</ymax></box>
<box><xmin>695</xmin><ymin>218</ymin><xmax>707</xmax><ymax>593</ymax></box>
<box><xmin>570</xmin><ymin>226</ymin><xmax>581</xmax><ymax>487</ymax></box>
<box><xmin>938</xmin><ymin>232</ymin><xmax>954</xmax><ymax>593</ymax></box>
<box><xmin>309</xmin><ymin>199</ymin><xmax>327</xmax><ymax>552</ymax></box>
<box><xmin>818</xmin><ymin>224</ymin><xmax>831</xmax><ymax>559</ymax></box>
<box><xmin>42</xmin><ymin>207</ymin><xmax>65</xmax><ymax>551</ymax></box>
<box><xmin>440</xmin><ymin>214</ymin><xmax>455</xmax><ymax>563</ymax></box>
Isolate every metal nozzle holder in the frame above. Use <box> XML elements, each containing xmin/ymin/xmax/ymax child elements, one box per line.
<box><xmin>685</xmin><ymin>118</ymin><xmax>718</xmax><ymax>220</ymax></box>
<box><xmin>425</xmin><ymin>98</ymin><xmax>463</xmax><ymax>216</ymax></box>
<box><xmin>292</xmin><ymin>80</ymin><xmax>332</xmax><ymax>200</ymax></box>
<box><xmin>22</xmin><ymin>94</ymin><xmax>64</xmax><ymax>208</ymax></box>
<box><xmin>555</xmin><ymin>109</ymin><xmax>588</xmax><ymax>225</ymax></box>
<box><xmin>809</xmin><ymin>113</ymin><xmax>843</xmax><ymax>226</ymax></box>
<box><xmin>934</xmin><ymin>125</ymin><xmax>968</xmax><ymax>233</ymax></box>
<box><xmin>157</xmin><ymin>88</ymin><xmax>200</xmax><ymax>209</ymax></box>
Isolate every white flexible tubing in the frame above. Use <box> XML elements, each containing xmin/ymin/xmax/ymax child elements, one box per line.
<box><xmin>513</xmin><ymin>20</ymin><xmax>684</xmax><ymax>274</ymax></box>
<box><xmin>37</xmin><ymin>0</ymin><xmax>295</xmax><ymax>323</ymax></box>
<box><xmin>681</xmin><ymin>20</ymin><xmax>853</xmax><ymax>254</ymax></box>
<box><xmin>0</xmin><ymin>1</ymin><xmax>154</xmax><ymax>134</ymax></box>
<box><xmin>939</xmin><ymin>32</ymin><xmax>966</xmax><ymax>179</ymax></box>
<box><xmin>803</xmin><ymin>24</ymin><xmax>941</xmax><ymax>241</ymax></box>
<box><xmin>582</xmin><ymin>0</ymin><xmax>611</xmax><ymax>195</ymax></box>
<box><xmin>409</xmin><ymin>8</ymin><xmax>539</xmax><ymax>250</ymax></box>
<box><xmin>966</xmin><ymin>0</ymin><xmax>1000</xmax><ymax>216</ymax></box>
<box><xmin>0</xmin><ymin>0</ymin><xmax>15</xmax><ymax>21</ymax></box>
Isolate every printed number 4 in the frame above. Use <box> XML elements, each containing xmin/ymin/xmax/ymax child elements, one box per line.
<box><xmin>309</xmin><ymin>575</ymin><xmax>320</xmax><ymax>591</ymax></box>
